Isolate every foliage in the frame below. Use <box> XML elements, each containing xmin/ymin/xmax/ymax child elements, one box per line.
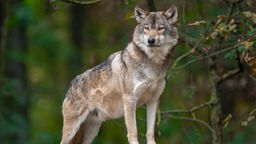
<box><xmin>0</xmin><ymin>0</ymin><xmax>256</xmax><ymax>144</ymax></box>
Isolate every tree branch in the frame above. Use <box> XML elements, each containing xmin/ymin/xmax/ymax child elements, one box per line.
<box><xmin>217</xmin><ymin>68</ymin><xmax>241</xmax><ymax>83</ymax></box>
<box><xmin>161</xmin><ymin>101</ymin><xmax>212</xmax><ymax>115</ymax></box>
<box><xmin>178</xmin><ymin>31</ymin><xmax>207</xmax><ymax>52</ymax></box>
<box><xmin>167</xmin><ymin>37</ymin><xmax>206</xmax><ymax>78</ymax></box>
<box><xmin>171</xmin><ymin>44</ymin><xmax>240</xmax><ymax>71</ymax></box>
<box><xmin>163</xmin><ymin>114</ymin><xmax>214</xmax><ymax>133</ymax></box>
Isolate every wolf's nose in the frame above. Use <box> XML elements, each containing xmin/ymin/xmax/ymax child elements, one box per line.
<box><xmin>148</xmin><ymin>38</ymin><xmax>155</xmax><ymax>45</ymax></box>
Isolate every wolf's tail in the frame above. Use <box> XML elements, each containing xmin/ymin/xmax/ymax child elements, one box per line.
<box><xmin>60</xmin><ymin>98</ymin><xmax>90</xmax><ymax>144</ymax></box>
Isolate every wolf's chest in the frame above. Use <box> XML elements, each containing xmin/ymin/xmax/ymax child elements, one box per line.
<box><xmin>134</xmin><ymin>78</ymin><xmax>165</xmax><ymax>106</ymax></box>
<box><xmin>132</xmin><ymin>67</ymin><xmax>166</xmax><ymax>105</ymax></box>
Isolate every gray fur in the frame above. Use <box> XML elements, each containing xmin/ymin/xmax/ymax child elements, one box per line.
<box><xmin>61</xmin><ymin>5</ymin><xmax>178</xmax><ymax>144</ymax></box>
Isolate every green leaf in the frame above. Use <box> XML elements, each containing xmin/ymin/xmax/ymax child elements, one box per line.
<box><xmin>224</xmin><ymin>49</ymin><xmax>236</xmax><ymax>59</ymax></box>
<box><xmin>224</xmin><ymin>46</ymin><xmax>245</xmax><ymax>59</ymax></box>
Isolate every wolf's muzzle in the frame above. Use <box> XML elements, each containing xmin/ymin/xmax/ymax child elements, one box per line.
<box><xmin>148</xmin><ymin>38</ymin><xmax>155</xmax><ymax>45</ymax></box>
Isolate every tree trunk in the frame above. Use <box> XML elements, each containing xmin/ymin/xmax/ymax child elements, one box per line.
<box><xmin>209</xmin><ymin>57</ymin><xmax>222</xmax><ymax>144</ymax></box>
<box><xmin>67</xmin><ymin>5</ymin><xmax>85</xmax><ymax>79</ymax></box>
<box><xmin>1</xmin><ymin>0</ymin><xmax>29</xmax><ymax>143</ymax></box>
<box><xmin>147</xmin><ymin>0</ymin><xmax>156</xmax><ymax>11</ymax></box>
<box><xmin>0</xmin><ymin>0</ymin><xmax>8</xmax><ymax>77</ymax></box>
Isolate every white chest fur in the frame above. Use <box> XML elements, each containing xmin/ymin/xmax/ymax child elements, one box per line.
<box><xmin>132</xmin><ymin>64</ymin><xmax>166</xmax><ymax>105</ymax></box>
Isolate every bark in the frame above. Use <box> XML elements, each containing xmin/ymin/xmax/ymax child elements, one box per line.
<box><xmin>209</xmin><ymin>57</ymin><xmax>222</xmax><ymax>144</ymax></box>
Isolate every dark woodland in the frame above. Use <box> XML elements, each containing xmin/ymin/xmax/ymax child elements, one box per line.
<box><xmin>0</xmin><ymin>0</ymin><xmax>256</xmax><ymax>144</ymax></box>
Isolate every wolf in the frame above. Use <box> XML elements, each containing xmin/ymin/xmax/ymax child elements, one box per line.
<box><xmin>61</xmin><ymin>5</ymin><xmax>178</xmax><ymax>144</ymax></box>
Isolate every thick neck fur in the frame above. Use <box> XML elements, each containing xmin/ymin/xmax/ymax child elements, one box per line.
<box><xmin>132</xmin><ymin>25</ymin><xmax>178</xmax><ymax>65</ymax></box>
<box><xmin>131</xmin><ymin>10</ymin><xmax>179</xmax><ymax>66</ymax></box>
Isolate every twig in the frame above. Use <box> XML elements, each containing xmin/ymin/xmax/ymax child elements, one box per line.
<box><xmin>178</xmin><ymin>31</ymin><xmax>207</xmax><ymax>49</ymax></box>
<box><xmin>167</xmin><ymin>33</ymin><xmax>206</xmax><ymax>78</ymax></box>
<box><xmin>171</xmin><ymin>44</ymin><xmax>240</xmax><ymax>71</ymax></box>
<box><xmin>217</xmin><ymin>68</ymin><xmax>240</xmax><ymax>83</ymax></box>
<box><xmin>161</xmin><ymin>101</ymin><xmax>212</xmax><ymax>115</ymax></box>
<box><xmin>170</xmin><ymin>48</ymin><xmax>194</xmax><ymax>71</ymax></box>
<box><xmin>170</xmin><ymin>38</ymin><xmax>204</xmax><ymax>71</ymax></box>
<box><xmin>61</xmin><ymin>0</ymin><xmax>101</xmax><ymax>5</ymax></box>
<box><xmin>163</xmin><ymin>114</ymin><xmax>214</xmax><ymax>133</ymax></box>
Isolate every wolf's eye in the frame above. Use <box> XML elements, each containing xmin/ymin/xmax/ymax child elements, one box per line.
<box><xmin>158</xmin><ymin>25</ymin><xmax>165</xmax><ymax>31</ymax></box>
<box><xmin>144</xmin><ymin>25</ymin><xmax>149</xmax><ymax>31</ymax></box>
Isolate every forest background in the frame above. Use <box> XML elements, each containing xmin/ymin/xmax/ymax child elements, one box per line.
<box><xmin>0</xmin><ymin>0</ymin><xmax>256</xmax><ymax>144</ymax></box>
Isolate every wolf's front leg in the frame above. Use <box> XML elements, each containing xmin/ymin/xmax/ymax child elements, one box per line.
<box><xmin>146</xmin><ymin>101</ymin><xmax>159</xmax><ymax>144</ymax></box>
<box><xmin>124</xmin><ymin>96</ymin><xmax>139</xmax><ymax>144</ymax></box>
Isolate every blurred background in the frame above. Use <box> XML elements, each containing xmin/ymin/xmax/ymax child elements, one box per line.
<box><xmin>0</xmin><ymin>0</ymin><xmax>256</xmax><ymax>144</ymax></box>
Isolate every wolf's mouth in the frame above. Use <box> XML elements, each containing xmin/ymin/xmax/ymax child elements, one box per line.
<box><xmin>148</xmin><ymin>44</ymin><xmax>161</xmax><ymax>47</ymax></box>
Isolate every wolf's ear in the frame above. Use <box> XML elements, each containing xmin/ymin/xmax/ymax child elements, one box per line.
<box><xmin>134</xmin><ymin>7</ymin><xmax>148</xmax><ymax>23</ymax></box>
<box><xmin>164</xmin><ymin>5</ymin><xmax>178</xmax><ymax>24</ymax></box>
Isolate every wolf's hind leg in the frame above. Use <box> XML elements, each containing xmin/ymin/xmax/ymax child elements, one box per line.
<box><xmin>81</xmin><ymin>111</ymin><xmax>102</xmax><ymax>144</ymax></box>
<box><xmin>61</xmin><ymin>99</ymin><xmax>90</xmax><ymax>144</ymax></box>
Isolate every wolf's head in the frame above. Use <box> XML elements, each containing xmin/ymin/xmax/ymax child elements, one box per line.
<box><xmin>133</xmin><ymin>5</ymin><xmax>178</xmax><ymax>56</ymax></box>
